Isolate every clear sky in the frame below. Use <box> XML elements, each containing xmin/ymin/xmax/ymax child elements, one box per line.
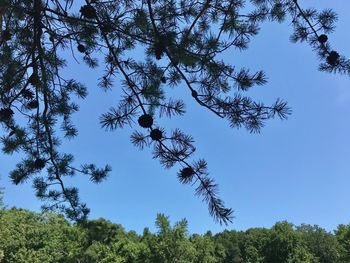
<box><xmin>1</xmin><ymin>0</ymin><xmax>350</xmax><ymax>234</ymax></box>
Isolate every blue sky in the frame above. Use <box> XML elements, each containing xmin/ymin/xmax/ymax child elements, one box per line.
<box><xmin>1</xmin><ymin>0</ymin><xmax>350</xmax><ymax>234</ymax></box>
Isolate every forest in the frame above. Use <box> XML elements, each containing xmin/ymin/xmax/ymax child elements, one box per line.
<box><xmin>0</xmin><ymin>207</ymin><xmax>350</xmax><ymax>263</ymax></box>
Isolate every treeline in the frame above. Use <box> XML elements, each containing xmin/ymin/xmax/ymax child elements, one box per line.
<box><xmin>0</xmin><ymin>208</ymin><xmax>350</xmax><ymax>263</ymax></box>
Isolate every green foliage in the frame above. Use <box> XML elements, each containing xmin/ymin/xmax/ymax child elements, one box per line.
<box><xmin>335</xmin><ymin>224</ymin><xmax>350</xmax><ymax>262</ymax></box>
<box><xmin>0</xmin><ymin>208</ymin><xmax>348</xmax><ymax>263</ymax></box>
<box><xmin>190</xmin><ymin>234</ymin><xmax>216</xmax><ymax>263</ymax></box>
<box><xmin>0</xmin><ymin>208</ymin><xmax>84</xmax><ymax>262</ymax></box>
<box><xmin>264</xmin><ymin>221</ymin><xmax>300</xmax><ymax>262</ymax></box>
<box><xmin>148</xmin><ymin>214</ymin><xmax>197</xmax><ymax>262</ymax></box>
<box><xmin>296</xmin><ymin>224</ymin><xmax>341</xmax><ymax>263</ymax></box>
<box><xmin>240</xmin><ymin>228</ymin><xmax>270</xmax><ymax>263</ymax></box>
<box><xmin>287</xmin><ymin>245</ymin><xmax>317</xmax><ymax>263</ymax></box>
<box><xmin>82</xmin><ymin>218</ymin><xmax>125</xmax><ymax>245</ymax></box>
<box><xmin>213</xmin><ymin>230</ymin><xmax>243</xmax><ymax>262</ymax></box>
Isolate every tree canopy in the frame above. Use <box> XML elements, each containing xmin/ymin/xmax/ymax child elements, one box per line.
<box><xmin>0</xmin><ymin>0</ymin><xmax>349</xmax><ymax>224</ymax></box>
<box><xmin>1</xmin><ymin>207</ymin><xmax>350</xmax><ymax>262</ymax></box>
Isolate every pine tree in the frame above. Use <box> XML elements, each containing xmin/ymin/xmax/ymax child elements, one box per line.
<box><xmin>0</xmin><ymin>0</ymin><xmax>348</xmax><ymax>224</ymax></box>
